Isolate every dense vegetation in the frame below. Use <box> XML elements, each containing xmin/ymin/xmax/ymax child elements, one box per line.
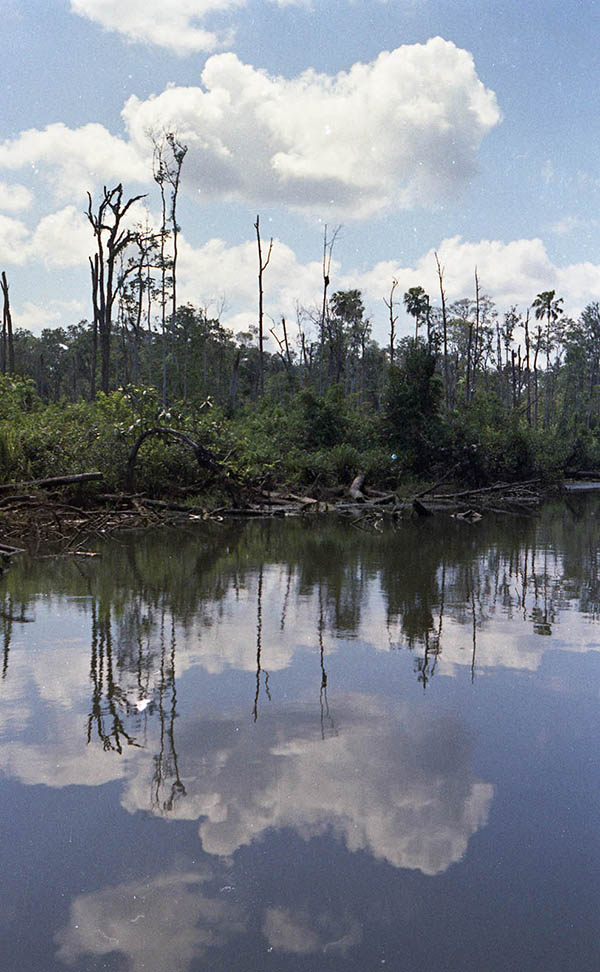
<box><xmin>1</xmin><ymin>170</ymin><xmax>599</xmax><ymax>501</ymax></box>
<box><xmin>0</xmin><ymin>285</ymin><xmax>599</xmax><ymax>501</ymax></box>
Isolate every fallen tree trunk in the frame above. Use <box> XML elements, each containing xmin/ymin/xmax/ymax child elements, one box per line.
<box><xmin>0</xmin><ymin>472</ymin><xmax>103</xmax><ymax>494</ymax></box>
<box><xmin>431</xmin><ymin>479</ymin><xmax>540</xmax><ymax>500</ymax></box>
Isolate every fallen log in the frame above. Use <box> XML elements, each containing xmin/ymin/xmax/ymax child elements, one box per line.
<box><xmin>0</xmin><ymin>472</ymin><xmax>103</xmax><ymax>494</ymax></box>
<box><xmin>432</xmin><ymin>479</ymin><xmax>540</xmax><ymax>501</ymax></box>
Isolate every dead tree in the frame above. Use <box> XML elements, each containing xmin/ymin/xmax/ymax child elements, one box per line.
<box><xmin>152</xmin><ymin>132</ymin><xmax>188</xmax><ymax>404</ymax></box>
<box><xmin>270</xmin><ymin>317</ymin><xmax>294</xmax><ymax>384</ymax></box>
<box><xmin>383</xmin><ymin>279</ymin><xmax>399</xmax><ymax>365</ymax></box>
<box><xmin>86</xmin><ymin>185</ymin><xmax>146</xmax><ymax>394</ymax></box>
<box><xmin>434</xmin><ymin>252</ymin><xmax>449</xmax><ymax>409</ymax></box>
<box><xmin>1</xmin><ymin>272</ymin><xmax>14</xmax><ymax>376</ymax></box>
<box><xmin>319</xmin><ymin>224</ymin><xmax>341</xmax><ymax>392</ymax></box>
<box><xmin>254</xmin><ymin>214</ymin><xmax>273</xmax><ymax>397</ymax></box>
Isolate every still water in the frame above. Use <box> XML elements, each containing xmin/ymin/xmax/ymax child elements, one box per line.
<box><xmin>1</xmin><ymin>497</ymin><xmax>599</xmax><ymax>971</ymax></box>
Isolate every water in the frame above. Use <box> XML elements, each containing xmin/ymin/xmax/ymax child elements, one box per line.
<box><xmin>1</xmin><ymin>498</ymin><xmax>599</xmax><ymax>971</ymax></box>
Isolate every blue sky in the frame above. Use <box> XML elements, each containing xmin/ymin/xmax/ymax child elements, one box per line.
<box><xmin>1</xmin><ymin>0</ymin><xmax>599</xmax><ymax>343</ymax></box>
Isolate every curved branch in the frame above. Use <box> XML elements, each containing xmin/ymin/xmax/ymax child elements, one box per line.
<box><xmin>125</xmin><ymin>427</ymin><xmax>220</xmax><ymax>492</ymax></box>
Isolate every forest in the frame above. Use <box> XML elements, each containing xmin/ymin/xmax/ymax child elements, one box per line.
<box><xmin>1</xmin><ymin>151</ymin><xmax>600</xmax><ymax>504</ymax></box>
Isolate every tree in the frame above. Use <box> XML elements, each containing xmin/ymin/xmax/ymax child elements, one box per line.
<box><xmin>532</xmin><ymin>289</ymin><xmax>564</xmax><ymax>425</ymax></box>
<box><xmin>87</xmin><ymin>184</ymin><xmax>146</xmax><ymax>394</ymax></box>
<box><xmin>383</xmin><ymin>279</ymin><xmax>399</xmax><ymax>365</ymax></box>
<box><xmin>434</xmin><ymin>253</ymin><xmax>449</xmax><ymax>409</ymax></box>
<box><xmin>328</xmin><ymin>289</ymin><xmax>366</xmax><ymax>388</ymax></box>
<box><xmin>254</xmin><ymin>214</ymin><xmax>273</xmax><ymax>397</ymax></box>
<box><xmin>152</xmin><ymin>132</ymin><xmax>187</xmax><ymax>405</ymax></box>
<box><xmin>562</xmin><ymin>302</ymin><xmax>600</xmax><ymax>428</ymax></box>
<box><xmin>382</xmin><ymin>339</ymin><xmax>443</xmax><ymax>472</ymax></box>
<box><xmin>403</xmin><ymin>286</ymin><xmax>429</xmax><ymax>342</ymax></box>
<box><xmin>532</xmin><ymin>289</ymin><xmax>564</xmax><ymax>369</ymax></box>
<box><xmin>1</xmin><ymin>272</ymin><xmax>15</xmax><ymax>375</ymax></box>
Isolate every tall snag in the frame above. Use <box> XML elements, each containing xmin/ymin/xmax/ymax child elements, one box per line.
<box><xmin>87</xmin><ymin>184</ymin><xmax>146</xmax><ymax>394</ymax></box>
<box><xmin>0</xmin><ymin>272</ymin><xmax>14</xmax><ymax>376</ymax></box>
<box><xmin>383</xmin><ymin>279</ymin><xmax>399</xmax><ymax>365</ymax></box>
<box><xmin>434</xmin><ymin>252</ymin><xmax>449</xmax><ymax>409</ymax></box>
<box><xmin>152</xmin><ymin>132</ymin><xmax>188</xmax><ymax>405</ymax></box>
<box><xmin>254</xmin><ymin>214</ymin><xmax>273</xmax><ymax>397</ymax></box>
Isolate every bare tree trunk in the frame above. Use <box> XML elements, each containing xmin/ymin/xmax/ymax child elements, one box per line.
<box><xmin>254</xmin><ymin>214</ymin><xmax>273</xmax><ymax>397</ymax></box>
<box><xmin>383</xmin><ymin>279</ymin><xmax>398</xmax><ymax>365</ymax></box>
<box><xmin>89</xmin><ymin>255</ymin><xmax>99</xmax><ymax>399</ymax></box>
<box><xmin>435</xmin><ymin>252</ymin><xmax>449</xmax><ymax>409</ymax></box>
<box><xmin>319</xmin><ymin>225</ymin><xmax>341</xmax><ymax>393</ymax></box>
<box><xmin>524</xmin><ymin>311</ymin><xmax>531</xmax><ymax>425</ymax></box>
<box><xmin>472</xmin><ymin>267</ymin><xmax>480</xmax><ymax>402</ymax></box>
<box><xmin>1</xmin><ymin>273</ymin><xmax>14</xmax><ymax>375</ymax></box>
<box><xmin>87</xmin><ymin>185</ymin><xmax>146</xmax><ymax>395</ymax></box>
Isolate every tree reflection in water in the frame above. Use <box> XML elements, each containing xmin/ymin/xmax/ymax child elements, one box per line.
<box><xmin>1</xmin><ymin>495</ymin><xmax>600</xmax><ymax>781</ymax></box>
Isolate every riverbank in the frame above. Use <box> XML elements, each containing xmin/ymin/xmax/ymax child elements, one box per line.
<box><xmin>0</xmin><ymin>469</ymin><xmax>563</xmax><ymax>557</ymax></box>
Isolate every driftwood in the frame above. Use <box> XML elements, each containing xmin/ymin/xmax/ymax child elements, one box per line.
<box><xmin>431</xmin><ymin>479</ymin><xmax>540</xmax><ymax>501</ymax></box>
<box><xmin>349</xmin><ymin>474</ymin><xmax>366</xmax><ymax>501</ymax></box>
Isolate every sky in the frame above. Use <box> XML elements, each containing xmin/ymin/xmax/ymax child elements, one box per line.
<box><xmin>1</xmin><ymin>0</ymin><xmax>599</xmax><ymax>345</ymax></box>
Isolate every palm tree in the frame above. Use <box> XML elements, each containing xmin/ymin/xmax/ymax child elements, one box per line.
<box><xmin>532</xmin><ymin>290</ymin><xmax>563</xmax><ymax>369</ymax></box>
<box><xmin>403</xmin><ymin>286</ymin><xmax>430</xmax><ymax>341</ymax></box>
<box><xmin>532</xmin><ymin>289</ymin><xmax>564</xmax><ymax>426</ymax></box>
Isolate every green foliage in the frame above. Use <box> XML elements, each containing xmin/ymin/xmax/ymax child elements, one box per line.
<box><xmin>291</xmin><ymin>386</ymin><xmax>349</xmax><ymax>449</ymax></box>
<box><xmin>0</xmin><ymin>375</ymin><xmax>40</xmax><ymax>419</ymax></box>
<box><xmin>381</xmin><ymin>340</ymin><xmax>444</xmax><ymax>473</ymax></box>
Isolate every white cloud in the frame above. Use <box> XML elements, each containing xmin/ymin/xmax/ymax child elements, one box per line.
<box><xmin>71</xmin><ymin>0</ymin><xmax>243</xmax><ymax>54</ymax></box>
<box><xmin>0</xmin><ymin>180</ymin><xmax>33</xmax><ymax>212</ymax></box>
<box><xmin>71</xmin><ymin>0</ymin><xmax>315</xmax><ymax>54</ymax></box>
<box><xmin>13</xmin><ymin>299</ymin><xmax>86</xmax><ymax>335</ymax></box>
<box><xmin>173</xmin><ymin>232</ymin><xmax>600</xmax><ymax>343</ymax></box>
<box><xmin>121</xmin><ymin>697</ymin><xmax>494</xmax><ymax>876</ymax></box>
<box><xmin>0</xmin><ymin>214</ymin><xmax>30</xmax><ymax>265</ymax></box>
<box><xmin>0</xmin><ymin>41</ymin><xmax>498</xmax><ymax>218</ymax></box>
<box><xmin>0</xmin><ymin>122</ymin><xmax>148</xmax><ymax>201</ymax></box>
<box><xmin>346</xmin><ymin>235</ymin><xmax>600</xmax><ymax>336</ymax></box>
<box><xmin>121</xmin><ymin>39</ymin><xmax>500</xmax><ymax>217</ymax></box>
<box><xmin>177</xmin><ymin>234</ymin><xmax>323</xmax><ymax>326</ymax></box>
<box><xmin>30</xmin><ymin>205</ymin><xmax>94</xmax><ymax>268</ymax></box>
<box><xmin>550</xmin><ymin>215</ymin><xmax>584</xmax><ymax>236</ymax></box>
<box><xmin>56</xmin><ymin>869</ymin><xmax>246</xmax><ymax>972</ymax></box>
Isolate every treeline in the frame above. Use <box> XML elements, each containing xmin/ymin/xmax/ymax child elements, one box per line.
<box><xmin>0</xmin><ymin>285</ymin><xmax>598</xmax><ymax>493</ymax></box>
<box><xmin>1</xmin><ymin>157</ymin><xmax>600</xmax><ymax>492</ymax></box>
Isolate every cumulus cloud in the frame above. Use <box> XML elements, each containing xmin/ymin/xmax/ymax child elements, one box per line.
<box><xmin>173</xmin><ymin>232</ymin><xmax>600</xmax><ymax>343</ymax></box>
<box><xmin>121</xmin><ymin>696</ymin><xmax>494</xmax><ymax>876</ymax></box>
<box><xmin>353</xmin><ymin>235</ymin><xmax>560</xmax><ymax>315</ymax></box>
<box><xmin>0</xmin><ymin>41</ymin><xmax>498</xmax><ymax>217</ymax></box>
<box><xmin>13</xmin><ymin>299</ymin><xmax>86</xmax><ymax>335</ymax></box>
<box><xmin>55</xmin><ymin>869</ymin><xmax>246</xmax><ymax>972</ymax></box>
<box><xmin>0</xmin><ymin>180</ymin><xmax>33</xmax><ymax>212</ymax></box>
<box><xmin>176</xmin><ymin>234</ymin><xmax>323</xmax><ymax>327</ymax></box>
<box><xmin>71</xmin><ymin>0</ymin><xmax>316</xmax><ymax>54</ymax></box>
<box><xmin>71</xmin><ymin>0</ymin><xmax>241</xmax><ymax>54</ymax></box>
<box><xmin>0</xmin><ymin>214</ymin><xmax>30</xmax><ymax>265</ymax></box>
<box><xmin>121</xmin><ymin>40</ymin><xmax>500</xmax><ymax>217</ymax></box>
<box><xmin>0</xmin><ymin>122</ymin><xmax>148</xmax><ymax>201</ymax></box>
<box><xmin>30</xmin><ymin>205</ymin><xmax>95</xmax><ymax>268</ymax></box>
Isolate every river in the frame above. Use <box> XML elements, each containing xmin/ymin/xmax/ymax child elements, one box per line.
<box><xmin>1</xmin><ymin>496</ymin><xmax>599</xmax><ymax>971</ymax></box>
